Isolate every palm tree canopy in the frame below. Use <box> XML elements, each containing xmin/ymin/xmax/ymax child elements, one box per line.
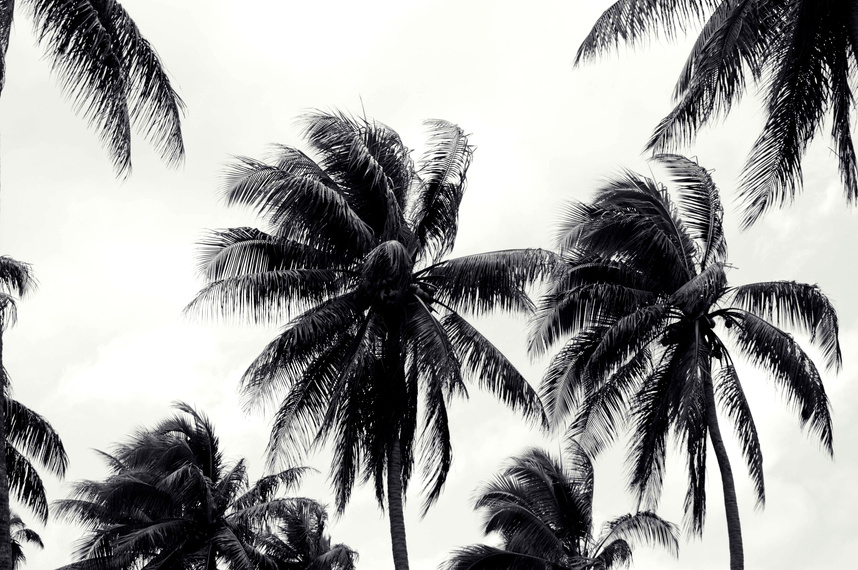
<box><xmin>0</xmin><ymin>0</ymin><xmax>185</xmax><ymax>176</ymax></box>
<box><xmin>577</xmin><ymin>0</ymin><xmax>858</xmax><ymax>227</ymax></box>
<box><xmin>531</xmin><ymin>153</ymin><xmax>840</xmax><ymax>535</ymax></box>
<box><xmin>55</xmin><ymin>402</ymin><xmax>346</xmax><ymax>570</ymax></box>
<box><xmin>0</xmin><ymin>257</ymin><xmax>35</xmax><ymax>330</ymax></box>
<box><xmin>443</xmin><ymin>442</ymin><xmax>679</xmax><ymax>570</ymax></box>
<box><xmin>187</xmin><ymin>111</ymin><xmax>552</xmax><ymax>515</ymax></box>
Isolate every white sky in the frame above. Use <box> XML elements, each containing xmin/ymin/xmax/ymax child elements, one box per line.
<box><xmin>0</xmin><ymin>1</ymin><xmax>856</xmax><ymax>569</ymax></box>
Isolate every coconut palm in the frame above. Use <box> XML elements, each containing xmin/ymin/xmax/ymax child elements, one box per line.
<box><xmin>187</xmin><ymin>111</ymin><xmax>551</xmax><ymax>570</ymax></box>
<box><xmin>55</xmin><ymin>402</ymin><xmax>336</xmax><ymax>570</ymax></box>
<box><xmin>530</xmin><ymin>154</ymin><xmax>840</xmax><ymax>570</ymax></box>
<box><xmin>9</xmin><ymin>513</ymin><xmax>42</xmax><ymax>569</ymax></box>
<box><xmin>1</xmin><ymin>257</ymin><xmax>69</xmax><ymax>570</ymax></box>
<box><xmin>256</xmin><ymin>500</ymin><xmax>357</xmax><ymax>570</ymax></box>
<box><xmin>0</xmin><ymin>0</ymin><xmax>184</xmax><ymax>176</ymax></box>
<box><xmin>577</xmin><ymin>0</ymin><xmax>858</xmax><ymax>227</ymax></box>
<box><xmin>444</xmin><ymin>442</ymin><xmax>679</xmax><ymax>570</ymax></box>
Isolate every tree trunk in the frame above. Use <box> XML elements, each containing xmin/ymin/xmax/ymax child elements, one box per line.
<box><xmin>704</xmin><ymin>371</ymin><xmax>744</xmax><ymax>570</ymax></box>
<box><xmin>0</xmin><ymin>330</ymin><xmax>13</xmax><ymax>570</ymax></box>
<box><xmin>387</xmin><ymin>436</ymin><xmax>409</xmax><ymax>570</ymax></box>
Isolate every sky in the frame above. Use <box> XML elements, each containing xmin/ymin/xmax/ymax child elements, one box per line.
<box><xmin>0</xmin><ymin>0</ymin><xmax>856</xmax><ymax>568</ymax></box>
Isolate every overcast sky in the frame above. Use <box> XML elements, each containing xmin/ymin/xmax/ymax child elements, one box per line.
<box><xmin>0</xmin><ymin>1</ymin><xmax>856</xmax><ymax>568</ymax></box>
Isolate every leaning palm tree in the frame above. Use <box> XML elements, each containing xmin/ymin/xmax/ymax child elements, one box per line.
<box><xmin>56</xmin><ymin>402</ymin><xmax>335</xmax><ymax>570</ymax></box>
<box><xmin>577</xmin><ymin>0</ymin><xmax>858</xmax><ymax>227</ymax></box>
<box><xmin>443</xmin><ymin>442</ymin><xmax>679</xmax><ymax>569</ymax></box>
<box><xmin>530</xmin><ymin>154</ymin><xmax>840</xmax><ymax>570</ymax></box>
<box><xmin>0</xmin><ymin>0</ymin><xmax>184</xmax><ymax>176</ymax></box>
<box><xmin>9</xmin><ymin>513</ymin><xmax>42</xmax><ymax>569</ymax></box>
<box><xmin>187</xmin><ymin>111</ymin><xmax>551</xmax><ymax>570</ymax></box>
<box><xmin>0</xmin><ymin>257</ymin><xmax>69</xmax><ymax>570</ymax></box>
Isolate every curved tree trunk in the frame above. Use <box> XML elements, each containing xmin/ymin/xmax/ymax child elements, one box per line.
<box><xmin>387</xmin><ymin>436</ymin><xmax>409</xmax><ymax>570</ymax></box>
<box><xmin>0</xmin><ymin>331</ymin><xmax>13</xmax><ymax>570</ymax></box>
<box><xmin>704</xmin><ymin>371</ymin><xmax>744</xmax><ymax>570</ymax></box>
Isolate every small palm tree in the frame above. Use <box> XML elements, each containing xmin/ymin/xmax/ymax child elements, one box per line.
<box><xmin>256</xmin><ymin>500</ymin><xmax>357</xmax><ymax>570</ymax></box>
<box><xmin>444</xmin><ymin>442</ymin><xmax>679</xmax><ymax>569</ymax></box>
<box><xmin>56</xmin><ymin>402</ymin><xmax>341</xmax><ymax>570</ymax></box>
<box><xmin>9</xmin><ymin>513</ymin><xmax>42</xmax><ymax>569</ymax></box>
<box><xmin>577</xmin><ymin>0</ymin><xmax>858</xmax><ymax>227</ymax></box>
<box><xmin>0</xmin><ymin>0</ymin><xmax>184</xmax><ymax>176</ymax></box>
<box><xmin>0</xmin><ymin>257</ymin><xmax>69</xmax><ymax>569</ymax></box>
<box><xmin>187</xmin><ymin>111</ymin><xmax>552</xmax><ymax>570</ymax></box>
<box><xmin>530</xmin><ymin>154</ymin><xmax>840</xmax><ymax>570</ymax></box>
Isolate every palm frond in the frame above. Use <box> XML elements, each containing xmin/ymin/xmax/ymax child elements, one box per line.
<box><xmin>421</xmin><ymin>249</ymin><xmax>557</xmax><ymax>316</ymax></box>
<box><xmin>409</xmin><ymin>119</ymin><xmax>473</xmax><ymax>262</ymax></box>
<box><xmin>726</xmin><ymin>309</ymin><xmax>833</xmax><ymax>454</ymax></box>
<box><xmin>728</xmin><ymin>281</ymin><xmax>841</xmax><ymax>371</ymax></box>
<box><xmin>0</xmin><ymin>257</ymin><xmax>36</xmax><ymax>297</ymax></box>
<box><xmin>27</xmin><ymin>0</ymin><xmax>185</xmax><ymax>175</ymax></box>
<box><xmin>575</xmin><ymin>0</ymin><xmax>717</xmax><ymax>64</ymax></box>
<box><xmin>443</xmin><ymin>312</ymin><xmax>545</xmax><ymax>426</ymax></box>
<box><xmin>5</xmin><ymin>396</ymin><xmax>69</xmax><ymax>477</ymax></box>
<box><xmin>737</xmin><ymin>4</ymin><xmax>830</xmax><ymax>228</ymax></box>
<box><xmin>713</xmin><ymin>359</ymin><xmax>764</xmax><ymax>507</ymax></box>
<box><xmin>7</xmin><ymin>447</ymin><xmax>48</xmax><ymax>522</ymax></box>
<box><xmin>442</xmin><ymin>544</ymin><xmax>555</xmax><ymax>570</ymax></box>
<box><xmin>594</xmin><ymin>511</ymin><xmax>679</xmax><ymax>558</ymax></box>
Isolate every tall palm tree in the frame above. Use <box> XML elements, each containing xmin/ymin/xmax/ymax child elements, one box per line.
<box><xmin>9</xmin><ymin>513</ymin><xmax>42</xmax><ymax>569</ymax></box>
<box><xmin>1</xmin><ymin>257</ymin><xmax>69</xmax><ymax>570</ymax></box>
<box><xmin>530</xmin><ymin>154</ymin><xmax>840</xmax><ymax>570</ymax></box>
<box><xmin>55</xmin><ymin>402</ymin><xmax>338</xmax><ymax>570</ymax></box>
<box><xmin>443</xmin><ymin>442</ymin><xmax>679</xmax><ymax>570</ymax></box>
<box><xmin>577</xmin><ymin>0</ymin><xmax>858</xmax><ymax>227</ymax></box>
<box><xmin>187</xmin><ymin>111</ymin><xmax>551</xmax><ymax>570</ymax></box>
<box><xmin>0</xmin><ymin>0</ymin><xmax>184</xmax><ymax>176</ymax></box>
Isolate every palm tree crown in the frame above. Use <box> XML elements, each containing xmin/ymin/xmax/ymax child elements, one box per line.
<box><xmin>577</xmin><ymin>0</ymin><xmax>858</xmax><ymax>227</ymax></box>
<box><xmin>444</xmin><ymin>442</ymin><xmax>679</xmax><ymax>570</ymax></box>
<box><xmin>531</xmin><ymin>154</ymin><xmax>840</xmax><ymax>570</ymax></box>
<box><xmin>187</xmin><ymin>111</ymin><xmax>552</xmax><ymax>570</ymax></box>
<box><xmin>0</xmin><ymin>0</ymin><xmax>184</xmax><ymax>175</ymax></box>
<box><xmin>56</xmin><ymin>402</ymin><xmax>345</xmax><ymax>570</ymax></box>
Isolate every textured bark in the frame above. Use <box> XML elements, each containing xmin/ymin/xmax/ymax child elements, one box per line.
<box><xmin>704</xmin><ymin>372</ymin><xmax>744</xmax><ymax>570</ymax></box>
<box><xmin>387</xmin><ymin>436</ymin><xmax>409</xmax><ymax>570</ymax></box>
<box><xmin>0</xmin><ymin>330</ymin><xmax>12</xmax><ymax>570</ymax></box>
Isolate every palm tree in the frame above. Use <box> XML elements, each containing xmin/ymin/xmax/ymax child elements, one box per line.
<box><xmin>1</xmin><ymin>257</ymin><xmax>69</xmax><ymax>570</ymax></box>
<box><xmin>9</xmin><ymin>513</ymin><xmax>42</xmax><ymax>569</ymax></box>
<box><xmin>0</xmin><ymin>0</ymin><xmax>184</xmax><ymax>176</ymax></box>
<box><xmin>577</xmin><ymin>0</ymin><xmax>858</xmax><ymax>227</ymax></box>
<box><xmin>444</xmin><ymin>442</ymin><xmax>679</xmax><ymax>570</ymax></box>
<box><xmin>256</xmin><ymin>500</ymin><xmax>357</xmax><ymax>570</ymax></box>
<box><xmin>530</xmin><ymin>154</ymin><xmax>840</xmax><ymax>570</ymax></box>
<box><xmin>56</xmin><ymin>402</ymin><xmax>336</xmax><ymax>570</ymax></box>
<box><xmin>187</xmin><ymin>111</ymin><xmax>551</xmax><ymax>570</ymax></box>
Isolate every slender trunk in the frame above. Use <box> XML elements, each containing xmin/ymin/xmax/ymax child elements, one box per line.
<box><xmin>0</xmin><ymin>330</ymin><xmax>12</xmax><ymax>570</ymax></box>
<box><xmin>703</xmin><ymin>372</ymin><xmax>744</xmax><ymax>570</ymax></box>
<box><xmin>387</xmin><ymin>436</ymin><xmax>409</xmax><ymax>570</ymax></box>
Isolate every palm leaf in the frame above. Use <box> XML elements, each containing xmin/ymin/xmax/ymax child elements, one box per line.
<box><xmin>5</xmin><ymin>396</ymin><xmax>68</xmax><ymax>477</ymax></box>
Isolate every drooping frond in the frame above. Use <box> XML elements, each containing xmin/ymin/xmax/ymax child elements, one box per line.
<box><xmin>729</xmin><ymin>280</ymin><xmax>841</xmax><ymax>371</ymax></box>
<box><xmin>646</xmin><ymin>1</ymin><xmax>778</xmax><ymax>153</ymax></box>
<box><xmin>0</xmin><ymin>257</ymin><xmax>36</xmax><ymax>297</ymax></box>
<box><xmin>442</xmin><ymin>545</ymin><xmax>554</xmax><ymax>570</ymax></box>
<box><xmin>593</xmin><ymin>511</ymin><xmax>679</xmax><ymax>558</ymax></box>
<box><xmin>443</xmin><ymin>312</ymin><xmax>545</xmax><ymax>426</ymax></box>
<box><xmin>7</xmin><ymin>447</ymin><xmax>48</xmax><ymax>522</ymax></box>
<box><xmin>726</xmin><ymin>309</ymin><xmax>833</xmax><ymax>454</ymax></box>
<box><xmin>737</xmin><ymin>3</ymin><xmax>830</xmax><ymax>227</ymax></box>
<box><xmin>5</xmin><ymin>396</ymin><xmax>68</xmax><ymax>477</ymax></box>
<box><xmin>713</xmin><ymin>358</ymin><xmax>764</xmax><ymax>507</ymax></box>
<box><xmin>575</xmin><ymin>0</ymin><xmax>717</xmax><ymax>64</ymax></box>
<box><xmin>410</xmin><ymin>120</ymin><xmax>473</xmax><ymax>262</ymax></box>
<box><xmin>26</xmin><ymin>0</ymin><xmax>185</xmax><ymax>175</ymax></box>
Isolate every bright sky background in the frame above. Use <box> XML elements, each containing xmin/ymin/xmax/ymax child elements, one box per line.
<box><xmin>0</xmin><ymin>1</ymin><xmax>856</xmax><ymax>569</ymax></box>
